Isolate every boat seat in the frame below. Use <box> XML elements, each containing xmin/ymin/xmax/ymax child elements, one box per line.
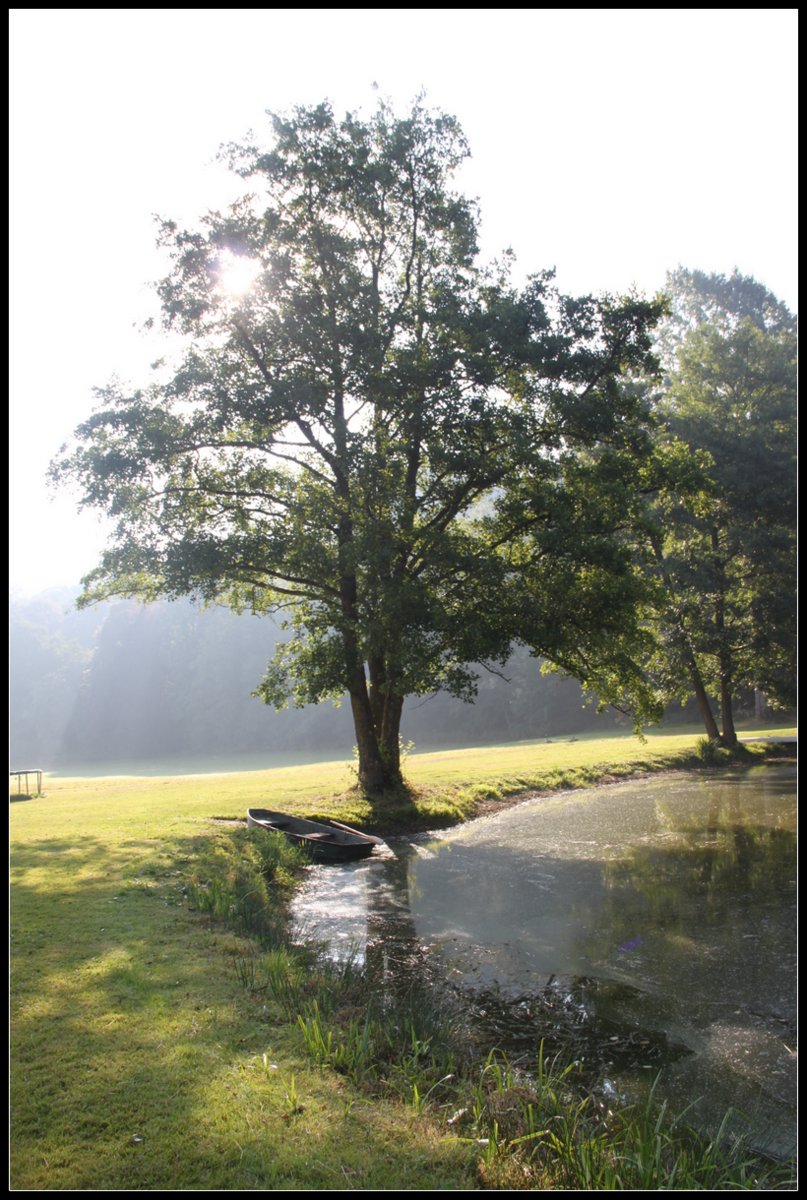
<box><xmin>305</xmin><ymin>831</ymin><xmax>337</xmax><ymax>840</ymax></box>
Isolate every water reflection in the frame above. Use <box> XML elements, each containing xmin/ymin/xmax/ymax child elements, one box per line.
<box><xmin>291</xmin><ymin>765</ymin><xmax>796</xmax><ymax>1157</ymax></box>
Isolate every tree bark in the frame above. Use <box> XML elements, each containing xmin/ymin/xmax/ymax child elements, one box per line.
<box><xmin>690</xmin><ymin>664</ymin><xmax>722</xmax><ymax>743</ymax></box>
<box><xmin>334</xmin><ymin>478</ymin><xmax>405</xmax><ymax>794</ymax></box>
<box><xmin>719</xmin><ymin>678</ymin><xmax>738</xmax><ymax>748</ymax></box>
<box><xmin>350</xmin><ymin>685</ymin><xmax>391</xmax><ymax>794</ymax></box>
<box><xmin>357</xmin><ymin>654</ymin><xmax>401</xmax><ymax>787</ymax></box>
<box><xmin>711</xmin><ymin>528</ymin><xmax>737</xmax><ymax>748</ymax></box>
<box><xmin>346</xmin><ymin>650</ymin><xmax>405</xmax><ymax>793</ymax></box>
<box><xmin>349</xmin><ymin>684</ymin><xmax>405</xmax><ymax>793</ymax></box>
<box><xmin>379</xmin><ymin>692</ymin><xmax>404</xmax><ymax>778</ymax></box>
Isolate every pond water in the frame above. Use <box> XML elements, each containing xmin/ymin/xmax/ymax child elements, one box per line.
<box><xmin>291</xmin><ymin>765</ymin><xmax>797</xmax><ymax>1159</ymax></box>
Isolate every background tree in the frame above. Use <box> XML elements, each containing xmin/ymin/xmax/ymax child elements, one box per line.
<box><xmin>52</xmin><ymin>97</ymin><xmax>662</xmax><ymax>795</ymax></box>
<box><xmin>636</xmin><ymin>270</ymin><xmax>796</xmax><ymax>745</ymax></box>
<box><xmin>654</xmin><ymin>266</ymin><xmax>795</xmax><ymax>366</ymax></box>
<box><xmin>493</xmin><ymin>412</ymin><xmax>669</xmax><ymax>730</ymax></box>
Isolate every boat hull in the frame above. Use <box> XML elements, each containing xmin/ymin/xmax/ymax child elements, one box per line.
<box><xmin>247</xmin><ymin>808</ymin><xmax>379</xmax><ymax>862</ymax></box>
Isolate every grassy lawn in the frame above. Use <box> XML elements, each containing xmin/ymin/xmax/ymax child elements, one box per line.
<box><xmin>10</xmin><ymin>802</ymin><xmax>470</xmax><ymax>1189</ymax></box>
<box><xmin>10</xmin><ymin>725</ymin><xmax>795</xmax><ymax>1190</ymax></box>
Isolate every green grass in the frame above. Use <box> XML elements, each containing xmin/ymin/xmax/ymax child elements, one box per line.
<box><xmin>10</xmin><ymin>821</ymin><xmax>470</xmax><ymax>1189</ymax></box>
<box><xmin>31</xmin><ymin>721</ymin><xmax>794</xmax><ymax>835</ymax></box>
<box><xmin>10</xmin><ymin>725</ymin><xmax>796</xmax><ymax>1189</ymax></box>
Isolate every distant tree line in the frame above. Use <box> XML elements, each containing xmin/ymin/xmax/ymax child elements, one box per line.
<box><xmin>11</xmin><ymin>589</ymin><xmax>649</xmax><ymax>768</ymax></box>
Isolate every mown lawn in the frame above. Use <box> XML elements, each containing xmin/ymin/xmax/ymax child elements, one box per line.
<box><xmin>10</xmin><ymin>725</ymin><xmax>795</xmax><ymax>1190</ymax></box>
<box><xmin>10</xmin><ymin>813</ymin><xmax>471</xmax><ymax>1188</ymax></box>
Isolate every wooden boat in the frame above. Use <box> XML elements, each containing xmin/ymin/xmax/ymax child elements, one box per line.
<box><xmin>246</xmin><ymin>808</ymin><xmax>381</xmax><ymax>863</ymax></box>
<box><xmin>322</xmin><ymin>818</ymin><xmax>385</xmax><ymax>845</ymax></box>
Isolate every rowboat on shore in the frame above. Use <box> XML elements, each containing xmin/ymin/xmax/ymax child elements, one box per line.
<box><xmin>246</xmin><ymin>808</ymin><xmax>381</xmax><ymax>862</ymax></box>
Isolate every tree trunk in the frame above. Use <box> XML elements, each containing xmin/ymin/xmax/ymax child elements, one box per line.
<box><xmin>379</xmin><ymin>692</ymin><xmax>404</xmax><ymax>773</ymax></box>
<box><xmin>337</xmin><ymin>532</ymin><xmax>404</xmax><ymax>793</ymax></box>
<box><xmin>361</xmin><ymin>654</ymin><xmax>405</xmax><ymax>791</ymax></box>
<box><xmin>649</xmin><ymin>532</ymin><xmax>721</xmax><ymax>742</ymax></box>
<box><xmin>719</xmin><ymin>677</ymin><xmax>738</xmax><ymax>748</ymax></box>
<box><xmin>349</xmin><ymin>676</ymin><xmax>405</xmax><ymax>795</ymax></box>
<box><xmin>711</xmin><ymin>526</ymin><xmax>737</xmax><ymax>749</ymax></box>
<box><xmin>674</xmin><ymin>623</ymin><xmax>721</xmax><ymax>741</ymax></box>
<box><xmin>349</xmin><ymin>687</ymin><xmax>395</xmax><ymax>793</ymax></box>
<box><xmin>691</xmin><ymin>668</ymin><xmax>722</xmax><ymax>743</ymax></box>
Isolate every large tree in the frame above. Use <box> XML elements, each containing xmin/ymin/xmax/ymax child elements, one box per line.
<box><xmin>52</xmin><ymin>97</ymin><xmax>662</xmax><ymax>794</ymax></box>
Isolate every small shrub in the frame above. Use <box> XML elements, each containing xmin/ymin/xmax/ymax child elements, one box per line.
<box><xmin>695</xmin><ymin>736</ymin><xmax>722</xmax><ymax>764</ymax></box>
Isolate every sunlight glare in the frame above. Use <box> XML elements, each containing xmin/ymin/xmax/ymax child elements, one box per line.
<box><xmin>216</xmin><ymin>252</ymin><xmax>262</xmax><ymax>297</ymax></box>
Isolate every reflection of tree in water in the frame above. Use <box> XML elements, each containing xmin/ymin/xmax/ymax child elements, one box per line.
<box><xmin>363</xmin><ymin>845</ymin><xmax>427</xmax><ymax>988</ymax></box>
<box><xmin>360</xmin><ymin>844</ymin><xmax>690</xmax><ymax>1081</ymax></box>
<box><xmin>360</xmin><ymin>844</ymin><xmax>470</xmax><ymax>1049</ymax></box>
<box><xmin>322</xmin><ymin>776</ymin><xmax>795</xmax><ymax>1155</ymax></box>
<box><xmin>587</xmin><ymin>788</ymin><xmax>797</xmax><ymax>1160</ymax></box>
<box><xmin>588</xmin><ymin>792</ymin><xmax>797</xmax><ymax>1042</ymax></box>
<box><xmin>600</xmin><ymin>792</ymin><xmax>796</xmax><ymax>930</ymax></box>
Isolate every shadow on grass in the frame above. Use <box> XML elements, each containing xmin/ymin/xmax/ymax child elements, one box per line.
<box><xmin>9</xmin><ymin>828</ymin><xmax>468</xmax><ymax>1190</ymax></box>
<box><xmin>362</xmin><ymin>781</ymin><xmax>434</xmax><ymax>831</ymax></box>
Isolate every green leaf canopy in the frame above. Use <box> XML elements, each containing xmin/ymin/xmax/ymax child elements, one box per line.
<box><xmin>52</xmin><ymin>97</ymin><xmax>663</xmax><ymax>792</ymax></box>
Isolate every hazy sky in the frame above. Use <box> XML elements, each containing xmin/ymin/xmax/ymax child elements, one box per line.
<box><xmin>9</xmin><ymin>8</ymin><xmax>798</xmax><ymax>595</ymax></box>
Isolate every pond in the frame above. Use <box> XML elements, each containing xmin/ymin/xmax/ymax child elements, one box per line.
<box><xmin>291</xmin><ymin>764</ymin><xmax>797</xmax><ymax>1159</ymax></box>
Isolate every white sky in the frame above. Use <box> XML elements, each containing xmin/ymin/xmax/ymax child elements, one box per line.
<box><xmin>9</xmin><ymin>7</ymin><xmax>798</xmax><ymax>596</ymax></box>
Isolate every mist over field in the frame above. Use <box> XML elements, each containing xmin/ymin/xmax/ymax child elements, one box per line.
<box><xmin>11</xmin><ymin>588</ymin><xmax>640</xmax><ymax>773</ymax></box>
